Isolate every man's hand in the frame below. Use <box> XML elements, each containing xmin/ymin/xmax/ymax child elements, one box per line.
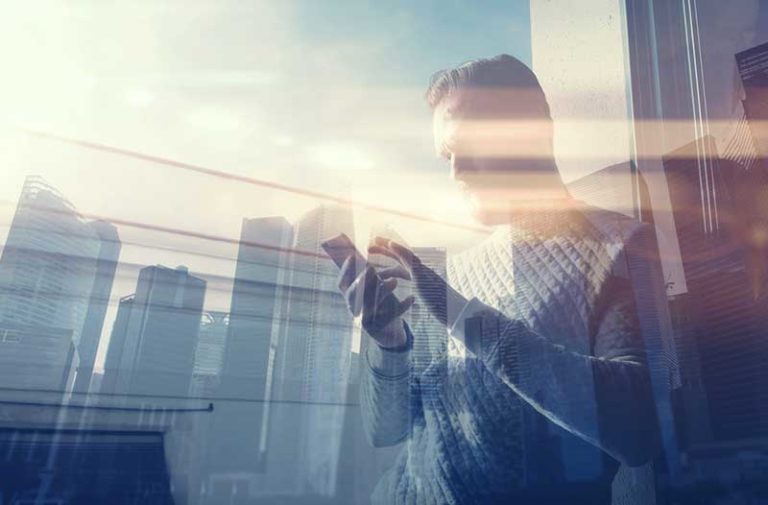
<box><xmin>337</xmin><ymin>254</ymin><xmax>415</xmax><ymax>349</ymax></box>
<box><xmin>368</xmin><ymin>237</ymin><xmax>468</xmax><ymax>329</ymax></box>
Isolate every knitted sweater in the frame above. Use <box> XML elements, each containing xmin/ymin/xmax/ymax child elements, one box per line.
<box><xmin>361</xmin><ymin>203</ymin><xmax>661</xmax><ymax>504</ymax></box>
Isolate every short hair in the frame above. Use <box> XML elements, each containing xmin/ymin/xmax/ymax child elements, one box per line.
<box><xmin>425</xmin><ymin>54</ymin><xmax>550</xmax><ymax>118</ymax></box>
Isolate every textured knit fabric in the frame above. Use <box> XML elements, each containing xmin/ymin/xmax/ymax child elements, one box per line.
<box><xmin>361</xmin><ymin>202</ymin><xmax>661</xmax><ymax>505</ymax></box>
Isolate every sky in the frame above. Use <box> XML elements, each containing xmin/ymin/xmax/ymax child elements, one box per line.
<box><xmin>5</xmin><ymin>1</ymin><xmax>760</xmax><ymax>374</ymax></box>
<box><xmin>0</xmin><ymin>0</ymin><xmax>532</xmax><ymax>370</ymax></box>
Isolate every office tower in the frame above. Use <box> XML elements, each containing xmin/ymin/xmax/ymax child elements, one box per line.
<box><xmin>74</xmin><ymin>221</ymin><xmax>121</xmax><ymax>393</ymax></box>
<box><xmin>735</xmin><ymin>44</ymin><xmax>768</xmax><ymax>299</ymax></box>
<box><xmin>737</xmin><ymin>41</ymin><xmax>768</xmax><ymax>165</ymax></box>
<box><xmin>267</xmin><ymin>205</ymin><xmax>356</xmax><ymax>497</ymax></box>
<box><xmin>0</xmin><ymin>325</ymin><xmax>76</xmax><ymax>392</ymax></box>
<box><xmin>362</xmin><ymin>225</ymin><xmax>411</xmax><ymax>364</ymax></box>
<box><xmin>209</xmin><ymin>217</ymin><xmax>292</xmax><ymax>478</ymax></box>
<box><xmin>566</xmin><ymin>162</ymin><xmax>638</xmax><ymax>218</ymax></box>
<box><xmin>334</xmin><ymin>226</ymin><xmax>413</xmax><ymax>502</ymax></box>
<box><xmin>663</xmin><ymin>137</ymin><xmax>768</xmax><ymax>442</ymax></box>
<box><xmin>220</xmin><ymin>218</ymin><xmax>292</xmax><ymax>400</ymax></box>
<box><xmin>100</xmin><ymin>295</ymin><xmax>134</xmax><ymax>395</ymax></box>
<box><xmin>189</xmin><ymin>311</ymin><xmax>229</xmax><ymax>397</ymax></box>
<box><xmin>292</xmin><ymin>206</ymin><xmax>355</xmax><ymax>404</ymax></box>
<box><xmin>100</xmin><ymin>265</ymin><xmax>205</xmax><ymax>398</ymax></box>
<box><xmin>367</xmin><ymin>229</ymin><xmax>449</xmax><ymax>371</ymax></box>
<box><xmin>566</xmin><ymin>161</ymin><xmax>660</xmax><ymax>225</ymax></box>
<box><xmin>89</xmin><ymin>371</ymin><xmax>103</xmax><ymax>396</ymax></box>
<box><xmin>0</xmin><ymin>176</ymin><xmax>121</xmax><ymax>394</ymax></box>
<box><xmin>409</xmin><ymin>247</ymin><xmax>448</xmax><ymax>370</ymax></box>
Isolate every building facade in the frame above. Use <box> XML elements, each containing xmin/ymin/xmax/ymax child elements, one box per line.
<box><xmin>0</xmin><ymin>176</ymin><xmax>120</xmax><ymax>395</ymax></box>
<box><xmin>100</xmin><ymin>265</ymin><xmax>206</xmax><ymax>398</ymax></box>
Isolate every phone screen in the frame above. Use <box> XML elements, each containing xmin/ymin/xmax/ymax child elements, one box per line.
<box><xmin>321</xmin><ymin>233</ymin><xmax>365</xmax><ymax>269</ymax></box>
<box><xmin>321</xmin><ymin>234</ymin><xmax>403</xmax><ymax>327</ymax></box>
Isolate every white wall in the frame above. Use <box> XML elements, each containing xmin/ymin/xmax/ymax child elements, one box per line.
<box><xmin>530</xmin><ymin>0</ymin><xmax>632</xmax><ymax>183</ymax></box>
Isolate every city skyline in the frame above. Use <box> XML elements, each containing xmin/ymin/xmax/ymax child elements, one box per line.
<box><xmin>0</xmin><ymin>175</ymin><xmax>470</xmax><ymax>388</ymax></box>
<box><xmin>0</xmin><ymin>162</ymin><xmax>710</xmax><ymax>383</ymax></box>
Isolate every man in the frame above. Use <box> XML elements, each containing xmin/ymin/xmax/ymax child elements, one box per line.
<box><xmin>337</xmin><ymin>54</ymin><xmax>661</xmax><ymax>504</ymax></box>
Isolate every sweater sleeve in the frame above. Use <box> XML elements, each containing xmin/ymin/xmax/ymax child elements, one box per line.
<box><xmin>450</xmin><ymin>229</ymin><xmax>661</xmax><ymax>467</ymax></box>
<box><xmin>360</xmin><ymin>322</ymin><xmax>422</xmax><ymax>448</ymax></box>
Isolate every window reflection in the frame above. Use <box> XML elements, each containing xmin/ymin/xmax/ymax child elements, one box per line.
<box><xmin>1</xmin><ymin>1</ymin><xmax>768</xmax><ymax>504</ymax></box>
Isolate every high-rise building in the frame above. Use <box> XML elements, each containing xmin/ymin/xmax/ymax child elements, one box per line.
<box><xmin>0</xmin><ymin>324</ymin><xmax>76</xmax><ymax>393</ymax></box>
<box><xmin>100</xmin><ymin>265</ymin><xmax>205</xmax><ymax>398</ymax></box>
<box><xmin>331</xmin><ymin>226</ymin><xmax>417</xmax><ymax>501</ymax></box>
<box><xmin>737</xmin><ymin>41</ymin><xmax>768</xmax><ymax>166</ymax></box>
<box><xmin>0</xmin><ymin>176</ymin><xmax>121</xmax><ymax>394</ymax></box>
<box><xmin>267</xmin><ymin>205</ymin><xmax>356</xmax><ymax>497</ymax></box>
<box><xmin>362</xmin><ymin>225</ymin><xmax>411</xmax><ymax>364</ymax></box>
<box><xmin>220</xmin><ymin>218</ymin><xmax>292</xmax><ymax>399</ymax></box>
<box><xmin>566</xmin><ymin>161</ymin><xmax>638</xmax><ymax>218</ymax></box>
<box><xmin>663</xmin><ymin>137</ymin><xmax>768</xmax><ymax>443</ymax></box>
<box><xmin>409</xmin><ymin>247</ymin><xmax>448</xmax><ymax>371</ymax></box>
<box><xmin>735</xmin><ymin>43</ymin><xmax>768</xmax><ymax>299</ymax></box>
<box><xmin>189</xmin><ymin>311</ymin><xmax>229</xmax><ymax>397</ymax></box>
<box><xmin>74</xmin><ymin>221</ymin><xmax>121</xmax><ymax>393</ymax></box>
<box><xmin>208</xmin><ymin>217</ymin><xmax>292</xmax><ymax>478</ymax></box>
<box><xmin>366</xmin><ymin>231</ymin><xmax>449</xmax><ymax>371</ymax></box>
<box><xmin>99</xmin><ymin>295</ymin><xmax>134</xmax><ymax>396</ymax></box>
<box><xmin>335</xmin><ymin>232</ymin><xmax>447</xmax><ymax>504</ymax></box>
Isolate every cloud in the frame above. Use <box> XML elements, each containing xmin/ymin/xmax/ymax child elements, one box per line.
<box><xmin>306</xmin><ymin>142</ymin><xmax>376</xmax><ymax>171</ymax></box>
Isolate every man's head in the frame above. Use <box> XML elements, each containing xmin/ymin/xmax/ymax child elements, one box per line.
<box><xmin>427</xmin><ymin>54</ymin><xmax>564</xmax><ymax>225</ymax></box>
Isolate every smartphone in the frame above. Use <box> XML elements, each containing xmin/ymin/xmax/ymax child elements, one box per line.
<box><xmin>321</xmin><ymin>233</ymin><xmax>404</xmax><ymax>325</ymax></box>
<box><xmin>321</xmin><ymin>233</ymin><xmax>366</xmax><ymax>270</ymax></box>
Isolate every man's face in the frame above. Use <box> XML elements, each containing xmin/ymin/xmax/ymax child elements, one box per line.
<box><xmin>432</xmin><ymin>87</ymin><xmax>554</xmax><ymax>225</ymax></box>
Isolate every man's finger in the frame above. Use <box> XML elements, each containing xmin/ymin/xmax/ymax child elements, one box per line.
<box><xmin>375</xmin><ymin>278</ymin><xmax>398</xmax><ymax>304</ymax></box>
<box><xmin>371</xmin><ymin>237</ymin><xmax>418</xmax><ymax>267</ymax></box>
<box><xmin>378</xmin><ymin>265</ymin><xmax>412</xmax><ymax>281</ymax></box>
<box><xmin>345</xmin><ymin>266</ymin><xmax>376</xmax><ymax>316</ymax></box>
<box><xmin>368</xmin><ymin>244</ymin><xmax>405</xmax><ymax>266</ymax></box>
<box><xmin>365</xmin><ymin>293</ymin><xmax>416</xmax><ymax>334</ymax></box>
<box><xmin>337</xmin><ymin>255</ymin><xmax>358</xmax><ymax>292</ymax></box>
<box><xmin>387</xmin><ymin>241</ymin><xmax>417</xmax><ymax>266</ymax></box>
<box><xmin>393</xmin><ymin>295</ymin><xmax>416</xmax><ymax>320</ymax></box>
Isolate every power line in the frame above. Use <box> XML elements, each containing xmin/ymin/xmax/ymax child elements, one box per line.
<box><xmin>0</xmin><ymin>199</ymin><xmax>330</xmax><ymax>262</ymax></box>
<box><xmin>0</xmin><ymin>385</ymin><xmax>363</xmax><ymax>408</ymax></box>
<box><xmin>0</xmin><ymin>399</ymin><xmax>214</xmax><ymax>413</ymax></box>
<box><xmin>0</xmin><ymin>223</ymin><xmax>393</xmax><ymax>280</ymax></box>
<box><xmin>19</xmin><ymin>128</ymin><xmax>489</xmax><ymax>235</ymax></box>
<box><xmin>0</xmin><ymin>281</ymin><xmax>362</xmax><ymax>331</ymax></box>
<box><xmin>0</xmin><ymin>241</ymin><xmax>404</xmax><ymax>302</ymax></box>
<box><xmin>1</xmin><ymin>199</ymin><xmax>409</xmax><ymax>274</ymax></box>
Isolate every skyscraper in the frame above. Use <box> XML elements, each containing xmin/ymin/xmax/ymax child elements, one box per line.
<box><xmin>366</xmin><ymin>227</ymin><xmax>448</xmax><ymax>371</ymax></box>
<box><xmin>219</xmin><ymin>218</ymin><xmax>292</xmax><ymax>400</ymax></box>
<box><xmin>208</xmin><ymin>216</ymin><xmax>292</xmax><ymax>478</ymax></box>
<box><xmin>100</xmin><ymin>295</ymin><xmax>133</xmax><ymax>396</ymax></box>
<box><xmin>267</xmin><ymin>204</ymin><xmax>356</xmax><ymax>497</ymax></box>
<box><xmin>0</xmin><ymin>324</ymin><xmax>76</xmax><ymax>393</ymax></box>
<box><xmin>0</xmin><ymin>176</ymin><xmax>121</xmax><ymax>394</ymax></box>
<box><xmin>737</xmin><ymin>41</ymin><xmax>768</xmax><ymax>166</ymax></box>
<box><xmin>361</xmin><ymin>225</ymin><xmax>411</xmax><ymax>363</ymax></box>
<box><xmin>663</xmin><ymin>137</ymin><xmax>768</xmax><ymax>443</ymax></box>
<box><xmin>100</xmin><ymin>265</ymin><xmax>205</xmax><ymax>398</ymax></box>
<box><xmin>189</xmin><ymin>311</ymin><xmax>229</xmax><ymax>398</ymax></box>
<box><xmin>409</xmin><ymin>246</ymin><xmax>448</xmax><ymax>371</ymax></box>
<box><xmin>74</xmin><ymin>221</ymin><xmax>121</xmax><ymax>393</ymax></box>
<box><xmin>335</xmin><ymin>231</ymin><xmax>446</xmax><ymax>504</ymax></box>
